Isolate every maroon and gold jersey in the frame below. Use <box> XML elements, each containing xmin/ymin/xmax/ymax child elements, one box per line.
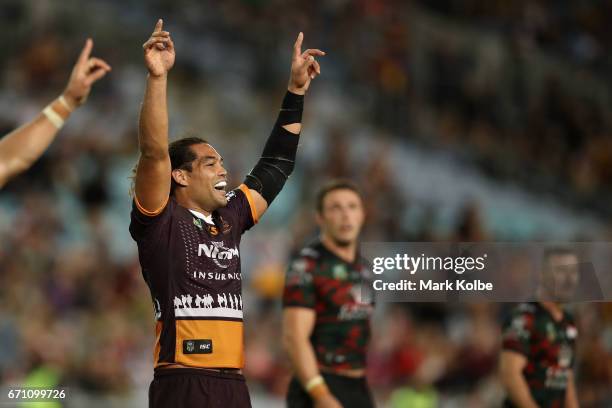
<box><xmin>502</xmin><ymin>302</ymin><xmax>578</xmax><ymax>408</ymax></box>
<box><xmin>282</xmin><ymin>240</ymin><xmax>374</xmax><ymax>370</ymax></box>
<box><xmin>130</xmin><ymin>185</ymin><xmax>257</xmax><ymax>369</ymax></box>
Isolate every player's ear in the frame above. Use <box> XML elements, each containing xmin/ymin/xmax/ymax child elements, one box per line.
<box><xmin>171</xmin><ymin>168</ymin><xmax>189</xmax><ymax>188</ymax></box>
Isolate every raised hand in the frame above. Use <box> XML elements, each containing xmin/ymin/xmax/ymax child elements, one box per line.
<box><xmin>143</xmin><ymin>19</ymin><xmax>175</xmax><ymax>78</ymax></box>
<box><xmin>288</xmin><ymin>32</ymin><xmax>325</xmax><ymax>95</ymax></box>
<box><xmin>63</xmin><ymin>38</ymin><xmax>111</xmax><ymax>109</ymax></box>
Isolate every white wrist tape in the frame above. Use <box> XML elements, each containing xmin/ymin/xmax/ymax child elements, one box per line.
<box><xmin>42</xmin><ymin>106</ymin><xmax>64</xmax><ymax>129</ymax></box>
<box><xmin>305</xmin><ymin>375</ymin><xmax>325</xmax><ymax>392</ymax></box>
<box><xmin>58</xmin><ymin>95</ymin><xmax>74</xmax><ymax>112</ymax></box>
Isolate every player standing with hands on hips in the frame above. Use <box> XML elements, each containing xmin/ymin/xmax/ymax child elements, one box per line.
<box><xmin>130</xmin><ymin>19</ymin><xmax>324</xmax><ymax>408</ymax></box>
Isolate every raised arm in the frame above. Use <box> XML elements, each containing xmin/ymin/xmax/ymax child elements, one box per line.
<box><xmin>0</xmin><ymin>39</ymin><xmax>110</xmax><ymax>188</ymax></box>
<box><xmin>134</xmin><ymin>19</ymin><xmax>175</xmax><ymax>214</ymax></box>
<box><xmin>243</xmin><ymin>32</ymin><xmax>325</xmax><ymax>218</ymax></box>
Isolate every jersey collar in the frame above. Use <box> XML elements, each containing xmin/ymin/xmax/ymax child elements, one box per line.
<box><xmin>188</xmin><ymin>209</ymin><xmax>215</xmax><ymax>225</ymax></box>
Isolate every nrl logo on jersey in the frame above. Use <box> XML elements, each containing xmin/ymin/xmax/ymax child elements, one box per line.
<box><xmin>198</xmin><ymin>241</ymin><xmax>239</xmax><ymax>268</ymax></box>
<box><xmin>193</xmin><ymin>217</ymin><xmax>203</xmax><ymax>230</ymax></box>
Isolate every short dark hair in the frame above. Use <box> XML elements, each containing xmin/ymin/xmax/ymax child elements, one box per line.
<box><xmin>315</xmin><ymin>179</ymin><xmax>363</xmax><ymax>213</ymax></box>
<box><xmin>543</xmin><ymin>247</ymin><xmax>578</xmax><ymax>266</ymax></box>
<box><xmin>169</xmin><ymin>137</ymin><xmax>208</xmax><ymax>195</ymax></box>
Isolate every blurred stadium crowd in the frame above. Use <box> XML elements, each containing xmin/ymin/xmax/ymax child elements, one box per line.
<box><xmin>0</xmin><ymin>0</ymin><xmax>611</xmax><ymax>406</ymax></box>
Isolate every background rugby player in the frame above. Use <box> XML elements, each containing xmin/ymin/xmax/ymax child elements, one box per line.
<box><xmin>0</xmin><ymin>39</ymin><xmax>110</xmax><ymax>188</ymax></box>
<box><xmin>283</xmin><ymin>181</ymin><xmax>375</xmax><ymax>408</ymax></box>
<box><xmin>131</xmin><ymin>19</ymin><xmax>323</xmax><ymax>408</ymax></box>
<box><xmin>500</xmin><ymin>248</ymin><xmax>580</xmax><ymax>408</ymax></box>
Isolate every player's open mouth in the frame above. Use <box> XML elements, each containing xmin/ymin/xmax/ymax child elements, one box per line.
<box><xmin>214</xmin><ymin>181</ymin><xmax>227</xmax><ymax>191</ymax></box>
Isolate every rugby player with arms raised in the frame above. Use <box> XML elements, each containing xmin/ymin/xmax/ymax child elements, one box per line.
<box><xmin>131</xmin><ymin>19</ymin><xmax>323</xmax><ymax>407</ymax></box>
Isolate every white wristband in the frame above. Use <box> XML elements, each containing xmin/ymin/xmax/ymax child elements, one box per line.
<box><xmin>305</xmin><ymin>375</ymin><xmax>325</xmax><ymax>392</ymax></box>
<box><xmin>42</xmin><ymin>106</ymin><xmax>64</xmax><ymax>129</ymax></box>
<box><xmin>58</xmin><ymin>95</ymin><xmax>74</xmax><ymax>112</ymax></box>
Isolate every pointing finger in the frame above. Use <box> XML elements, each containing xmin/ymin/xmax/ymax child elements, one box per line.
<box><xmin>293</xmin><ymin>32</ymin><xmax>303</xmax><ymax>59</ymax></box>
<box><xmin>77</xmin><ymin>38</ymin><xmax>93</xmax><ymax>66</ymax></box>
<box><xmin>154</xmin><ymin>19</ymin><xmax>163</xmax><ymax>33</ymax></box>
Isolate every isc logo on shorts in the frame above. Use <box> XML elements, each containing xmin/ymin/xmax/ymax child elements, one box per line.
<box><xmin>183</xmin><ymin>339</ymin><xmax>213</xmax><ymax>354</ymax></box>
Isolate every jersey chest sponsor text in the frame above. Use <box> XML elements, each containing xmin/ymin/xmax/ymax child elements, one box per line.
<box><xmin>177</xmin><ymin>218</ymin><xmax>241</xmax><ymax>271</ymax></box>
<box><xmin>316</xmin><ymin>265</ymin><xmax>374</xmax><ymax>321</ymax></box>
<box><xmin>198</xmin><ymin>242</ymin><xmax>239</xmax><ymax>260</ymax></box>
<box><xmin>191</xmin><ymin>239</ymin><xmax>240</xmax><ymax>272</ymax></box>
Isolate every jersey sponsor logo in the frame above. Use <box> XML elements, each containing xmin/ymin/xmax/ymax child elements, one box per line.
<box><xmin>198</xmin><ymin>241</ymin><xmax>239</xmax><ymax>268</ymax></box>
<box><xmin>192</xmin><ymin>270</ymin><xmax>242</xmax><ymax>280</ymax></box>
<box><xmin>183</xmin><ymin>339</ymin><xmax>213</xmax><ymax>354</ymax></box>
<box><xmin>545</xmin><ymin>366</ymin><xmax>570</xmax><ymax>389</ymax></box>
<box><xmin>339</xmin><ymin>303</ymin><xmax>373</xmax><ymax>320</ymax></box>
<box><xmin>338</xmin><ymin>284</ymin><xmax>374</xmax><ymax>321</ymax></box>
<box><xmin>350</xmin><ymin>283</ymin><xmax>373</xmax><ymax>305</ymax></box>
<box><xmin>558</xmin><ymin>344</ymin><xmax>573</xmax><ymax>368</ymax></box>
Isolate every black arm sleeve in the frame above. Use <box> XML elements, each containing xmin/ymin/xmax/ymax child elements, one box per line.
<box><xmin>244</xmin><ymin>91</ymin><xmax>303</xmax><ymax>205</ymax></box>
